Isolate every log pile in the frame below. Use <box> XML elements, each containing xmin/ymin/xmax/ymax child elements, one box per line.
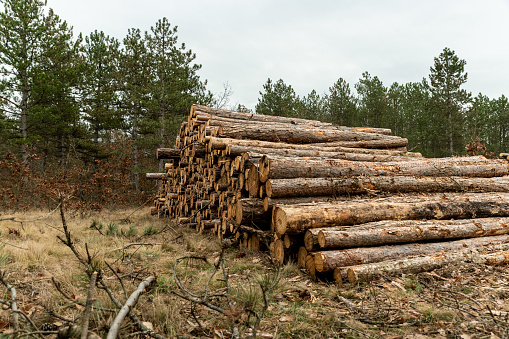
<box><xmin>149</xmin><ymin>104</ymin><xmax>509</xmax><ymax>284</ymax></box>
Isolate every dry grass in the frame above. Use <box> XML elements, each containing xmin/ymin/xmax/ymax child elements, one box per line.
<box><xmin>1</xmin><ymin>207</ymin><xmax>509</xmax><ymax>338</ymax></box>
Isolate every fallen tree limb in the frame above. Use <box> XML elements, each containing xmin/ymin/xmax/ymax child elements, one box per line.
<box><xmin>0</xmin><ymin>271</ymin><xmax>18</xmax><ymax>332</ymax></box>
<box><xmin>106</xmin><ymin>276</ymin><xmax>155</xmax><ymax>339</ymax></box>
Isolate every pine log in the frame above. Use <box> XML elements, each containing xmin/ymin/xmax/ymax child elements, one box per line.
<box><xmin>264</xmin><ymin>196</ymin><xmax>351</xmax><ymax>211</ymax></box>
<box><xmin>273</xmin><ymin>193</ymin><xmax>509</xmax><ymax>236</ymax></box>
<box><xmin>265</xmin><ymin>175</ymin><xmax>509</xmax><ymax>198</ymax></box>
<box><xmin>314</xmin><ymin>234</ymin><xmax>509</xmax><ymax>272</ymax></box>
<box><xmin>304</xmin><ymin>228</ymin><xmax>322</xmax><ymax>252</ymax></box>
<box><xmin>298</xmin><ymin>247</ymin><xmax>308</xmax><ymax>268</ymax></box>
<box><xmin>207</xmin><ymin>136</ymin><xmax>422</xmax><ymax>157</ymax></box>
<box><xmin>146</xmin><ymin>173</ymin><xmax>168</xmax><ymax>180</ymax></box>
<box><xmin>343</xmin><ymin>245</ymin><xmax>509</xmax><ymax>284</ymax></box>
<box><xmin>156</xmin><ymin>148</ymin><xmax>181</xmax><ymax>160</ymax></box>
<box><xmin>318</xmin><ymin>217</ymin><xmax>509</xmax><ymax>249</ymax></box>
<box><xmin>235</xmin><ymin>198</ymin><xmax>272</xmax><ymax>229</ymax></box>
<box><xmin>306</xmin><ymin>253</ymin><xmax>317</xmax><ymax>276</ymax></box>
<box><xmin>216</xmin><ymin>121</ymin><xmax>405</xmax><ymax>144</ymax></box>
<box><xmin>273</xmin><ymin>239</ymin><xmax>285</xmax><ymax>264</ymax></box>
<box><xmin>226</xmin><ymin>145</ymin><xmax>418</xmax><ymax>162</ymax></box>
<box><xmin>258</xmin><ymin>155</ymin><xmax>508</xmax><ymax>183</ymax></box>
<box><xmin>191</xmin><ymin>104</ymin><xmax>331</xmax><ymax>126</ymax></box>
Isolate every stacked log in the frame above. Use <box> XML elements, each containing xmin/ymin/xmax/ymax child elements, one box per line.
<box><xmin>149</xmin><ymin>104</ymin><xmax>509</xmax><ymax>284</ymax></box>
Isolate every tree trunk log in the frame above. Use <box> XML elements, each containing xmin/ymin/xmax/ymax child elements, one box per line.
<box><xmin>192</xmin><ymin>104</ymin><xmax>332</xmax><ymax>126</ymax></box>
<box><xmin>156</xmin><ymin>148</ymin><xmax>181</xmax><ymax>160</ymax></box>
<box><xmin>207</xmin><ymin>136</ymin><xmax>422</xmax><ymax>157</ymax></box>
<box><xmin>265</xmin><ymin>175</ymin><xmax>509</xmax><ymax>198</ymax></box>
<box><xmin>264</xmin><ymin>196</ymin><xmax>351</xmax><ymax>211</ymax></box>
<box><xmin>259</xmin><ymin>155</ymin><xmax>508</xmax><ymax>182</ymax></box>
<box><xmin>314</xmin><ymin>234</ymin><xmax>509</xmax><ymax>272</ymax></box>
<box><xmin>304</xmin><ymin>228</ymin><xmax>322</xmax><ymax>251</ymax></box>
<box><xmin>343</xmin><ymin>245</ymin><xmax>509</xmax><ymax>284</ymax></box>
<box><xmin>235</xmin><ymin>198</ymin><xmax>272</xmax><ymax>229</ymax></box>
<box><xmin>227</xmin><ymin>145</ymin><xmax>420</xmax><ymax>163</ymax></box>
<box><xmin>207</xmin><ymin>119</ymin><xmax>405</xmax><ymax>144</ymax></box>
<box><xmin>318</xmin><ymin>217</ymin><xmax>509</xmax><ymax>249</ymax></box>
<box><xmin>273</xmin><ymin>193</ymin><xmax>509</xmax><ymax>236</ymax></box>
<box><xmin>146</xmin><ymin>173</ymin><xmax>168</xmax><ymax>180</ymax></box>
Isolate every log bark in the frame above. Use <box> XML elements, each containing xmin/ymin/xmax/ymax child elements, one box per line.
<box><xmin>343</xmin><ymin>245</ymin><xmax>509</xmax><ymax>284</ymax></box>
<box><xmin>227</xmin><ymin>145</ymin><xmax>420</xmax><ymax>162</ymax></box>
<box><xmin>146</xmin><ymin>173</ymin><xmax>168</xmax><ymax>180</ymax></box>
<box><xmin>273</xmin><ymin>193</ymin><xmax>509</xmax><ymax>236</ymax></box>
<box><xmin>318</xmin><ymin>217</ymin><xmax>509</xmax><ymax>249</ymax></box>
<box><xmin>264</xmin><ymin>196</ymin><xmax>351</xmax><ymax>211</ymax></box>
<box><xmin>205</xmin><ymin>120</ymin><xmax>405</xmax><ymax>144</ymax></box>
<box><xmin>259</xmin><ymin>155</ymin><xmax>508</xmax><ymax>182</ymax></box>
<box><xmin>207</xmin><ymin>136</ymin><xmax>422</xmax><ymax>157</ymax></box>
<box><xmin>265</xmin><ymin>175</ymin><xmax>509</xmax><ymax>198</ymax></box>
<box><xmin>156</xmin><ymin>148</ymin><xmax>181</xmax><ymax>159</ymax></box>
<box><xmin>314</xmin><ymin>234</ymin><xmax>509</xmax><ymax>272</ymax></box>
<box><xmin>235</xmin><ymin>198</ymin><xmax>272</xmax><ymax>229</ymax></box>
<box><xmin>192</xmin><ymin>104</ymin><xmax>331</xmax><ymax>126</ymax></box>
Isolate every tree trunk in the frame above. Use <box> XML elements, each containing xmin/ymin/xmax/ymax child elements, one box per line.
<box><xmin>264</xmin><ymin>196</ymin><xmax>351</xmax><ymax>212</ymax></box>
<box><xmin>212</xmin><ymin>119</ymin><xmax>405</xmax><ymax>144</ymax></box>
<box><xmin>258</xmin><ymin>155</ymin><xmax>507</xmax><ymax>183</ymax></box>
<box><xmin>226</xmin><ymin>145</ymin><xmax>420</xmax><ymax>162</ymax></box>
<box><xmin>235</xmin><ymin>198</ymin><xmax>272</xmax><ymax>229</ymax></box>
<box><xmin>343</xmin><ymin>245</ymin><xmax>509</xmax><ymax>284</ymax></box>
<box><xmin>207</xmin><ymin>136</ymin><xmax>422</xmax><ymax>157</ymax></box>
<box><xmin>314</xmin><ymin>234</ymin><xmax>509</xmax><ymax>272</ymax></box>
<box><xmin>146</xmin><ymin>173</ymin><xmax>168</xmax><ymax>180</ymax></box>
<box><xmin>265</xmin><ymin>175</ymin><xmax>509</xmax><ymax>198</ymax></box>
<box><xmin>156</xmin><ymin>148</ymin><xmax>181</xmax><ymax>159</ymax></box>
<box><xmin>304</xmin><ymin>228</ymin><xmax>321</xmax><ymax>251</ymax></box>
<box><xmin>273</xmin><ymin>193</ymin><xmax>509</xmax><ymax>236</ymax></box>
<box><xmin>318</xmin><ymin>217</ymin><xmax>509</xmax><ymax>249</ymax></box>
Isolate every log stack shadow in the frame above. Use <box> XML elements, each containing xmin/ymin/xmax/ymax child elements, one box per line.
<box><xmin>149</xmin><ymin>104</ymin><xmax>509</xmax><ymax>284</ymax></box>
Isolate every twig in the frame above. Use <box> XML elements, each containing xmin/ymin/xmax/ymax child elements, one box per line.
<box><xmin>109</xmin><ymin>243</ymin><xmax>159</xmax><ymax>252</ymax></box>
<box><xmin>0</xmin><ymin>201</ymin><xmax>62</xmax><ymax>223</ymax></box>
<box><xmin>81</xmin><ymin>271</ymin><xmax>98</xmax><ymax>339</ymax></box>
<box><xmin>106</xmin><ymin>276</ymin><xmax>155</xmax><ymax>339</ymax></box>
<box><xmin>104</xmin><ymin>261</ymin><xmax>128</xmax><ymax>300</ymax></box>
<box><xmin>0</xmin><ymin>239</ymin><xmax>28</xmax><ymax>250</ymax></box>
<box><xmin>0</xmin><ymin>271</ymin><xmax>18</xmax><ymax>331</ymax></box>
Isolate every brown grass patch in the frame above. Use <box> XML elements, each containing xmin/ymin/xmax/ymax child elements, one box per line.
<box><xmin>1</xmin><ymin>207</ymin><xmax>509</xmax><ymax>337</ymax></box>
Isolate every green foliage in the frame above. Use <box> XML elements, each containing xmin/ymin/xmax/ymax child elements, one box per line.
<box><xmin>143</xmin><ymin>225</ymin><xmax>157</xmax><ymax>236</ymax></box>
<box><xmin>106</xmin><ymin>222</ymin><xmax>119</xmax><ymax>236</ymax></box>
<box><xmin>256</xmin><ymin>78</ymin><xmax>303</xmax><ymax>117</ymax></box>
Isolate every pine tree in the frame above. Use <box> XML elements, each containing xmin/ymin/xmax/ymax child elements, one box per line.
<box><xmin>80</xmin><ymin>30</ymin><xmax>121</xmax><ymax>169</ymax></box>
<box><xmin>255</xmin><ymin>78</ymin><xmax>301</xmax><ymax>117</ymax></box>
<box><xmin>355</xmin><ymin>72</ymin><xmax>389</xmax><ymax>128</ymax></box>
<box><xmin>119</xmin><ymin>28</ymin><xmax>151</xmax><ymax>193</ymax></box>
<box><xmin>0</xmin><ymin>0</ymin><xmax>48</xmax><ymax>161</ymax></box>
<box><xmin>145</xmin><ymin>18</ymin><xmax>208</xmax><ymax>172</ymax></box>
<box><xmin>427</xmin><ymin>47</ymin><xmax>471</xmax><ymax>156</ymax></box>
<box><xmin>325</xmin><ymin>78</ymin><xmax>357</xmax><ymax>126</ymax></box>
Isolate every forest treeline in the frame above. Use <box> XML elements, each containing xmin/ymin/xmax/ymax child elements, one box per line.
<box><xmin>0</xmin><ymin>0</ymin><xmax>507</xmax><ymax>210</ymax></box>
<box><xmin>256</xmin><ymin>51</ymin><xmax>508</xmax><ymax>159</ymax></box>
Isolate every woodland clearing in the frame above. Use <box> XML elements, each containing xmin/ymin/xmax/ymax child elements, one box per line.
<box><xmin>0</xmin><ymin>206</ymin><xmax>509</xmax><ymax>338</ymax></box>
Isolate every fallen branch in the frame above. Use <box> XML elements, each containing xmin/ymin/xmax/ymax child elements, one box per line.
<box><xmin>81</xmin><ymin>271</ymin><xmax>98</xmax><ymax>339</ymax></box>
<box><xmin>106</xmin><ymin>276</ymin><xmax>155</xmax><ymax>339</ymax></box>
<box><xmin>0</xmin><ymin>271</ymin><xmax>18</xmax><ymax>332</ymax></box>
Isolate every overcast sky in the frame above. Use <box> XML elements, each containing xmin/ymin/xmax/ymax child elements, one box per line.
<box><xmin>45</xmin><ymin>0</ymin><xmax>509</xmax><ymax>111</ymax></box>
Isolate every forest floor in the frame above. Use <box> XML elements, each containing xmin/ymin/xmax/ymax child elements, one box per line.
<box><xmin>1</xmin><ymin>206</ymin><xmax>509</xmax><ymax>338</ymax></box>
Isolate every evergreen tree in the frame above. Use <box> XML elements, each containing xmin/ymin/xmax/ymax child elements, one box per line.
<box><xmin>29</xmin><ymin>8</ymin><xmax>83</xmax><ymax>169</ymax></box>
<box><xmin>119</xmin><ymin>28</ymin><xmax>151</xmax><ymax>193</ymax></box>
<box><xmin>145</xmin><ymin>18</ymin><xmax>208</xmax><ymax>172</ymax></box>
<box><xmin>324</xmin><ymin>78</ymin><xmax>357</xmax><ymax>126</ymax></box>
<box><xmin>489</xmin><ymin>95</ymin><xmax>509</xmax><ymax>152</ymax></box>
<box><xmin>0</xmin><ymin>0</ymin><xmax>49</xmax><ymax>161</ymax></box>
<box><xmin>355</xmin><ymin>72</ymin><xmax>389</xmax><ymax>128</ymax></box>
<box><xmin>255</xmin><ymin>78</ymin><xmax>301</xmax><ymax>117</ymax></box>
<box><xmin>301</xmin><ymin>89</ymin><xmax>325</xmax><ymax>120</ymax></box>
<box><xmin>80</xmin><ymin>30</ymin><xmax>121</xmax><ymax>169</ymax></box>
<box><xmin>427</xmin><ymin>47</ymin><xmax>471</xmax><ymax>156</ymax></box>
